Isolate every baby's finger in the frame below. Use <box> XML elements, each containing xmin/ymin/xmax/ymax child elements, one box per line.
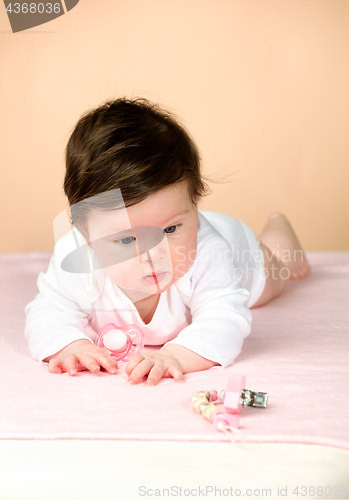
<box><xmin>48</xmin><ymin>357</ymin><xmax>63</xmax><ymax>374</ymax></box>
<box><xmin>167</xmin><ymin>365</ymin><xmax>185</xmax><ymax>383</ymax></box>
<box><xmin>64</xmin><ymin>353</ymin><xmax>80</xmax><ymax>376</ymax></box>
<box><xmin>145</xmin><ymin>364</ymin><xmax>166</xmax><ymax>386</ymax></box>
<box><xmin>76</xmin><ymin>353</ymin><xmax>101</xmax><ymax>374</ymax></box>
<box><xmin>93</xmin><ymin>352</ymin><xmax>118</xmax><ymax>374</ymax></box>
<box><xmin>127</xmin><ymin>358</ymin><xmax>154</xmax><ymax>384</ymax></box>
<box><xmin>125</xmin><ymin>354</ymin><xmax>145</xmax><ymax>376</ymax></box>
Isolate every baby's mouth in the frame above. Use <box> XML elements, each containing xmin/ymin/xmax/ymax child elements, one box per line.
<box><xmin>143</xmin><ymin>271</ymin><xmax>167</xmax><ymax>284</ymax></box>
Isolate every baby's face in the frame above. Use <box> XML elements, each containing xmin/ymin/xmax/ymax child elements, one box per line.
<box><xmin>86</xmin><ymin>181</ymin><xmax>198</xmax><ymax>303</ymax></box>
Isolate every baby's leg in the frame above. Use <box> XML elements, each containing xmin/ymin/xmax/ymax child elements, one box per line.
<box><xmin>251</xmin><ymin>213</ymin><xmax>311</xmax><ymax>308</ymax></box>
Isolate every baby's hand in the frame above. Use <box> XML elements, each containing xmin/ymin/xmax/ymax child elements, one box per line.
<box><xmin>125</xmin><ymin>347</ymin><xmax>185</xmax><ymax>386</ymax></box>
<box><xmin>43</xmin><ymin>340</ymin><xmax>118</xmax><ymax>376</ymax></box>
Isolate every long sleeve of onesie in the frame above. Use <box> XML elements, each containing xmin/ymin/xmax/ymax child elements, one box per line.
<box><xmin>24</xmin><ymin>232</ymin><xmax>95</xmax><ymax>362</ymax></box>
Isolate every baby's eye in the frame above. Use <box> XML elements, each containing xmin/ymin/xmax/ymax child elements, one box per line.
<box><xmin>164</xmin><ymin>224</ymin><xmax>182</xmax><ymax>235</ymax></box>
<box><xmin>113</xmin><ymin>236</ymin><xmax>136</xmax><ymax>246</ymax></box>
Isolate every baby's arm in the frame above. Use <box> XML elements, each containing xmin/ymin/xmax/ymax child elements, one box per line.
<box><xmin>25</xmin><ymin>235</ymin><xmax>117</xmax><ymax>375</ymax></box>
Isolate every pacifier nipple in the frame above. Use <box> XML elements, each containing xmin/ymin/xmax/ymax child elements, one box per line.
<box><xmin>103</xmin><ymin>330</ymin><xmax>128</xmax><ymax>352</ymax></box>
<box><xmin>95</xmin><ymin>323</ymin><xmax>144</xmax><ymax>361</ymax></box>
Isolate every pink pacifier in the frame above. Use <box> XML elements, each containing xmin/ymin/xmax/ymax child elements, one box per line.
<box><xmin>95</xmin><ymin>323</ymin><xmax>144</xmax><ymax>362</ymax></box>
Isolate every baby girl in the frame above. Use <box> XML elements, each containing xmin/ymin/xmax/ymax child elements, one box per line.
<box><xmin>25</xmin><ymin>97</ymin><xmax>310</xmax><ymax>386</ymax></box>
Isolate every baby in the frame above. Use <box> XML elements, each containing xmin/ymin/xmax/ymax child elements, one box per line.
<box><xmin>25</xmin><ymin>97</ymin><xmax>310</xmax><ymax>386</ymax></box>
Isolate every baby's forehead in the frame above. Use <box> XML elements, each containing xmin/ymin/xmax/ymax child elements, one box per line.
<box><xmin>86</xmin><ymin>208</ymin><xmax>134</xmax><ymax>238</ymax></box>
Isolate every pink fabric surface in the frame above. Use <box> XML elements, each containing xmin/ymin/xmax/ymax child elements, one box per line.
<box><xmin>0</xmin><ymin>252</ymin><xmax>348</xmax><ymax>449</ymax></box>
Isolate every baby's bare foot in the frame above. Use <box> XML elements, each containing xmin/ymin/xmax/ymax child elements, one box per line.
<box><xmin>265</xmin><ymin>212</ymin><xmax>311</xmax><ymax>280</ymax></box>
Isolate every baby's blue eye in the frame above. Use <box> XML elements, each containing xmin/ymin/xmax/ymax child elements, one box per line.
<box><xmin>164</xmin><ymin>225</ymin><xmax>179</xmax><ymax>234</ymax></box>
<box><xmin>114</xmin><ymin>236</ymin><xmax>136</xmax><ymax>246</ymax></box>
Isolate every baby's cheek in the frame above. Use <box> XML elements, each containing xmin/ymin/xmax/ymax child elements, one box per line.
<box><xmin>104</xmin><ymin>262</ymin><xmax>138</xmax><ymax>287</ymax></box>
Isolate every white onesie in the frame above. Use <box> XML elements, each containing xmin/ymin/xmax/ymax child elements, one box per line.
<box><xmin>24</xmin><ymin>211</ymin><xmax>266</xmax><ymax>367</ymax></box>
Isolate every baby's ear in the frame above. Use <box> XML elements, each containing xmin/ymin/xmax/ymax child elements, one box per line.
<box><xmin>193</xmin><ymin>196</ymin><xmax>201</xmax><ymax>207</ymax></box>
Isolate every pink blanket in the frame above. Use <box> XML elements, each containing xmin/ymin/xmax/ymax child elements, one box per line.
<box><xmin>0</xmin><ymin>252</ymin><xmax>348</xmax><ymax>449</ymax></box>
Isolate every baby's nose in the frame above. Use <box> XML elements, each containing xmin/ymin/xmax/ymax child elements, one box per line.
<box><xmin>139</xmin><ymin>244</ymin><xmax>164</xmax><ymax>263</ymax></box>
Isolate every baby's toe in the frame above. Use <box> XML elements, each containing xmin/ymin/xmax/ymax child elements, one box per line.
<box><xmin>301</xmin><ymin>264</ymin><xmax>310</xmax><ymax>278</ymax></box>
<box><xmin>300</xmin><ymin>264</ymin><xmax>310</xmax><ymax>279</ymax></box>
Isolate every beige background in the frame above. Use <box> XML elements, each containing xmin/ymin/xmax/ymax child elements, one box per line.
<box><xmin>0</xmin><ymin>0</ymin><xmax>348</xmax><ymax>253</ymax></box>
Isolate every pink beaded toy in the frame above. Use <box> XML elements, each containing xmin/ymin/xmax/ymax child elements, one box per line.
<box><xmin>95</xmin><ymin>323</ymin><xmax>144</xmax><ymax>362</ymax></box>
<box><xmin>192</xmin><ymin>374</ymin><xmax>268</xmax><ymax>444</ymax></box>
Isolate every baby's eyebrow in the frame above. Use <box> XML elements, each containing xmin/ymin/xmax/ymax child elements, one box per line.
<box><xmin>105</xmin><ymin>229</ymin><xmax>135</xmax><ymax>239</ymax></box>
<box><xmin>163</xmin><ymin>209</ymin><xmax>190</xmax><ymax>225</ymax></box>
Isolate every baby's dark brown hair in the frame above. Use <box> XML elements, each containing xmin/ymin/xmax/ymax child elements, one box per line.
<box><xmin>64</xmin><ymin>97</ymin><xmax>215</xmax><ymax>234</ymax></box>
